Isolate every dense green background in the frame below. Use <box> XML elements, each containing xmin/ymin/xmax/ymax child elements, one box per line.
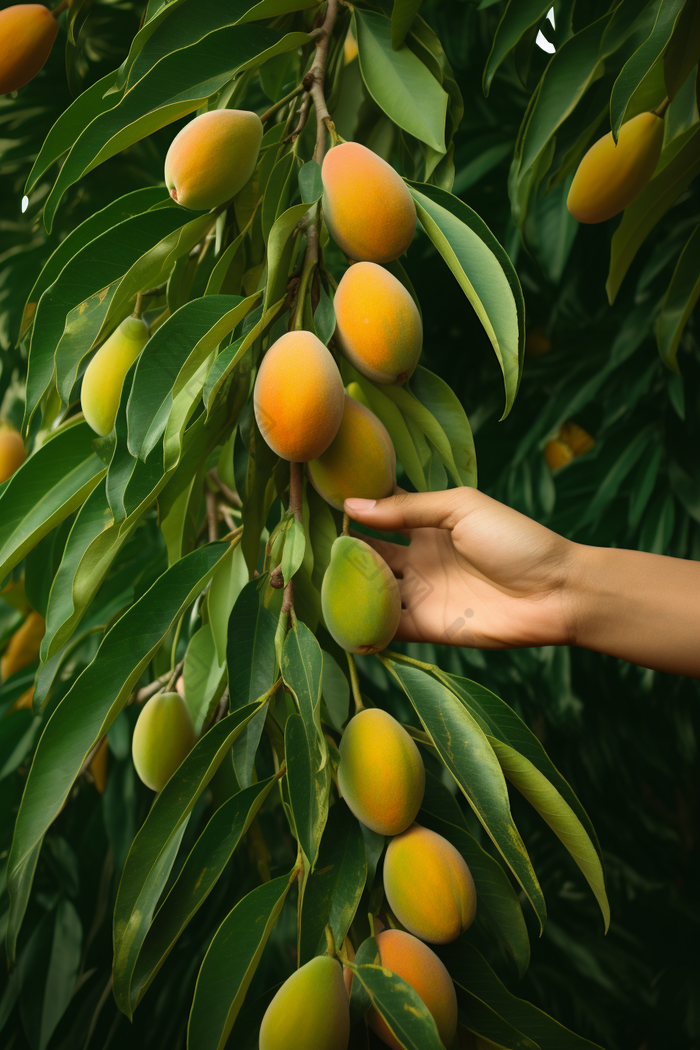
<box><xmin>1</xmin><ymin>1</ymin><xmax>699</xmax><ymax>1049</ymax></box>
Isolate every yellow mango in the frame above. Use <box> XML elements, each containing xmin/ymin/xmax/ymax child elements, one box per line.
<box><xmin>0</xmin><ymin>422</ymin><xmax>26</xmax><ymax>482</ymax></box>
<box><xmin>321</xmin><ymin>537</ymin><xmax>401</xmax><ymax>655</ymax></box>
<box><xmin>131</xmin><ymin>691</ymin><xmax>196</xmax><ymax>792</ymax></box>
<box><xmin>165</xmin><ymin>109</ymin><xmax>263</xmax><ymax>211</ymax></box>
<box><xmin>308</xmin><ymin>394</ymin><xmax>396</xmax><ymax>511</ymax></box>
<box><xmin>259</xmin><ymin>955</ymin><xmax>350</xmax><ymax>1050</ymax></box>
<box><xmin>337</xmin><ymin>708</ymin><xmax>425</xmax><ymax>835</ymax></box>
<box><xmin>1</xmin><ymin>610</ymin><xmax>44</xmax><ymax>682</ymax></box>
<box><xmin>81</xmin><ymin>315</ymin><xmax>149</xmax><ymax>436</ymax></box>
<box><xmin>383</xmin><ymin>824</ymin><xmax>477</xmax><ymax>944</ymax></box>
<box><xmin>333</xmin><ymin>262</ymin><xmax>422</xmax><ymax>384</ymax></box>
<box><xmin>567</xmin><ymin>111</ymin><xmax>664</xmax><ymax>223</ymax></box>
<box><xmin>0</xmin><ymin>4</ymin><xmax>58</xmax><ymax>94</ymax></box>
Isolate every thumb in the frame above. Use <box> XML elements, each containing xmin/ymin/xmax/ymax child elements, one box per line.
<box><xmin>344</xmin><ymin>488</ymin><xmax>479</xmax><ymax>532</ymax></box>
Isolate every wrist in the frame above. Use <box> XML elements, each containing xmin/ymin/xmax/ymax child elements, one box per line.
<box><xmin>560</xmin><ymin>541</ymin><xmax>602</xmax><ymax>649</ymax></box>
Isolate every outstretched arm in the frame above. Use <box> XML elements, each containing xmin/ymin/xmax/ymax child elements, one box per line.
<box><xmin>344</xmin><ymin>490</ymin><xmax>700</xmax><ymax>679</ymax></box>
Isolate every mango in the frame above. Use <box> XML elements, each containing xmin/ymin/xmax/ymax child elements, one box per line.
<box><xmin>0</xmin><ymin>5</ymin><xmax>58</xmax><ymax>94</ymax></box>
<box><xmin>90</xmin><ymin>736</ymin><xmax>109</xmax><ymax>794</ymax></box>
<box><xmin>81</xmin><ymin>315</ymin><xmax>149</xmax><ymax>436</ymax></box>
<box><xmin>567</xmin><ymin>111</ymin><xmax>664</xmax><ymax>223</ymax></box>
<box><xmin>383</xmin><ymin>824</ymin><xmax>477</xmax><ymax>944</ymax></box>
<box><xmin>1</xmin><ymin>610</ymin><xmax>44</xmax><ymax>682</ymax></box>
<box><xmin>560</xmin><ymin>421</ymin><xmax>594</xmax><ymax>456</ymax></box>
<box><xmin>132</xmin><ymin>691</ymin><xmax>196</xmax><ymax>792</ymax></box>
<box><xmin>544</xmin><ymin>439</ymin><xmax>574</xmax><ymax>472</ymax></box>
<box><xmin>369</xmin><ymin>930</ymin><xmax>458</xmax><ymax>1050</ymax></box>
<box><xmin>333</xmin><ymin>263</ymin><xmax>422</xmax><ymax>384</ymax></box>
<box><xmin>337</xmin><ymin>708</ymin><xmax>424</xmax><ymax>835</ymax></box>
<box><xmin>254</xmin><ymin>330</ymin><xmax>344</xmax><ymax>461</ymax></box>
<box><xmin>322</xmin><ymin>143</ymin><xmax>416</xmax><ymax>263</ymax></box>
<box><xmin>165</xmin><ymin>109</ymin><xmax>263</xmax><ymax>211</ymax></box>
<box><xmin>259</xmin><ymin>955</ymin><xmax>350</xmax><ymax>1050</ymax></box>
<box><xmin>308</xmin><ymin>395</ymin><xmax>396</xmax><ymax>511</ymax></box>
<box><xmin>525</xmin><ymin>327</ymin><xmax>551</xmax><ymax>358</ymax></box>
<box><xmin>321</xmin><ymin>537</ymin><xmax>401</xmax><ymax>655</ymax></box>
<box><xmin>0</xmin><ymin>422</ymin><xmax>26</xmax><ymax>482</ymax></box>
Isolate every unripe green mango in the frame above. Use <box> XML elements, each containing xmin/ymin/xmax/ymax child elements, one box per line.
<box><xmin>308</xmin><ymin>395</ymin><xmax>396</xmax><ymax>511</ymax></box>
<box><xmin>567</xmin><ymin>111</ymin><xmax>664</xmax><ymax>223</ymax></box>
<box><xmin>259</xmin><ymin>955</ymin><xmax>350</xmax><ymax>1050</ymax></box>
<box><xmin>132</xmin><ymin>691</ymin><xmax>196</xmax><ymax>792</ymax></box>
<box><xmin>165</xmin><ymin>109</ymin><xmax>263</xmax><ymax>211</ymax></box>
<box><xmin>383</xmin><ymin>824</ymin><xmax>477</xmax><ymax>943</ymax></box>
<box><xmin>81</xmin><ymin>315</ymin><xmax>149</xmax><ymax>436</ymax></box>
<box><xmin>321</xmin><ymin>537</ymin><xmax>400</xmax><ymax>655</ymax></box>
<box><xmin>0</xmin><ymin>5</ymin><xmax>58</xmax><ymax>94</ymax></box>
<box><xmin>337</xmin><ymin>708</ymin><xmax>425</xmax><ymax>836</ymax></box>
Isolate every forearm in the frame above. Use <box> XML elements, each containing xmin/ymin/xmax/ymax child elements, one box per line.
<box><xmin>567</xmin><ymin>544</ymin><xmax>700</xmax><ymax>678</ymax></box>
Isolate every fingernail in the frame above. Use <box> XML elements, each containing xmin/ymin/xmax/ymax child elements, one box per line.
<box><xmin>345</xmin><ymin>498</ymin><xmax>376</xmax><ymax>513</ymax></box>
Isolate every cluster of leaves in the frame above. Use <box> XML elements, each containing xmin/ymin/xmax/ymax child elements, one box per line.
<box><xmin>0</xmin><ymin>2</ymin><xmax>698</xmax><ymax>1050</ymax></box>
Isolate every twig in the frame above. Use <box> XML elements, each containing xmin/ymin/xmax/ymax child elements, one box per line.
<box><xmin>285</xmin><ymin>92</ymin><xmax>312</xmax><ymax>144</ymax></box>
<box><xmin>52</xmin><ymin>0</ymin><xmax>70</xmax><ymax>17</ymax></box>
<box><xmin>346</xmin><ymin>651</ymin><xmax>364</xmax><ymax>713</ymax></box>
<box><xmin>205</xmin><ymin>488</ymin><xmax>219</xmax><ymax>543</ymax></box>
<box><xmin>208</xmin><ymin>468</ymin><xmax>242</xmax><ymax>508</ymax></box>
<box><xmin>306</xmin><ymin>0</ymin><xmax>340</xmax><ymax>164</ymax></box>
<box><xmin>260</xmin><ymin>82</ymin><xmax>306</xmax><ymax>123</ymax></box>
<box><xmin>213</xmin><ymin>687</ymin><xmax>230</xmax><ymax>725</ymax></box>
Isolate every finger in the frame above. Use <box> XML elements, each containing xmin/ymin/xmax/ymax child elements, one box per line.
<box><xmin>344</xmin><ymin>488</ymin><xmax>484</xmax><ymax>533</ymax></box>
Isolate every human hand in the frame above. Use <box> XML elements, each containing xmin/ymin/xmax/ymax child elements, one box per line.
<box><xmin>344</xmin><ymin>488</ymin><xmax>578</xmax><ymax>650</ymax></box>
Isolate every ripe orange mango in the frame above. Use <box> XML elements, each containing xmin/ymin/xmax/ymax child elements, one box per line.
<box><xmin>254</xmin><ymin>331</ymin><xmax>344</xmax><ymax>462</ymax></box>
<box><xmin>0</xmin><ymin>5</ymin><xmax>58</xmax><ymax>94</ymax></box>
<box><xmin>337</xmin><ymin>708</ymin><xmax>425</xmax><ymax>835</ymax></box>
<box><xmin>321</xmin><ymin>537</ymin><xmax>401</xmax><ymax>656</ymax></box>
<box><xmin>1</xmin><ymin>610</ymin><xmax>44</xmax><ymax>682</ymax></box>
<box><xmin>322</xmin><ymin>143</ymin><xmax>416</xmax><ymax>263</ymax></box>
<box><xmin>0</xmin><ymin>422</ymin><xmax>26</xmax><ymax>482</ymax></box>
<box><xmin>383</xmin><ymin>824</ymin><xmax>477</xmax><ymax>944</ymax></box>
<box><xmin>81</xmin><ymin>315</ymin><xmax>149</xmax><ymax>436</ymax></box>
<box><xmin>333</xmin><ymin>262</ymin><xmax>422</xmax><ymax>384</ymax></box>
<box><xmin>307</xmin><ymin>394</ymin><xmax>395</xmax><ymax>511</ymax></box>
<box><xmin>369</xmin><ymin>930</ymin><xmax>458</xmax><ymax>1050</ymax></box>
<box><xmin>165</xmin><ymin>109</ymin><xmax>263</xmax><ymax>211</ymax></box>
<box><xmin>567</xmin><ymin>112</ymin><xmax>664</xmax><ymax>223</ymax></box>
<box><xmin>132</xmin><ymin>691</ymin><xmax>196</xmax><ymax>792</ymax></box>
<box><xmin>259</xmin><ymin>955</ymin><xmax>350</xmax><ymax>1050</ymax></box>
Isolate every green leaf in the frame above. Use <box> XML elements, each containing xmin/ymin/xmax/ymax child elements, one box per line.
<box><xmin>355</xmin><ymin>9</ymin><xmax>449</xmax><ymax>153</ymax></box>
<box><xmin>228</xmin><ymin>576</ymin><xmax>277</xmax><ymax>787</ymax></box>
<box><xmin>482</xmin><ymin>0</ymin><xmax>552</xmax><ymax>95</ymax></box>
<box><xmin>655</xmin><ymin>220</ymin><xmax>700</xmax><ymax>371</ymax></box>
<box><xmin>17</xmin><ymin>899</ymin><xmax>83</xmax><ymax>1050</ymax></box>
<box><xmin>407</xmin><ymin>182</ymin><xmax>524</xmax><ymax>418</ymax></box>
<box><xmin>299</xmin><ymin>800</ymin><xmax>367</xmax><ymax>964</ymax></box>
<box><xmin>264</xmin><ymin>202</ymin><xmax>309</xmax><ymax>313</ymax></box>
<box><xmin>420</xmin><ymin>778</ymin><xmax>530</xmax><ymax>978</ymax></box>
<box><xmin>314</xmin><ymin>285</ymin><xmax>336</xmax><ymax>346</ymax></box>
<box><xmin>299</xmin><ymin>160</ymin><xmax>323</xmax><ymax>204</ymax></box>
<box><xmin>5</xmin><ymin>542</ymin><xmax>228</xmax><ymax>965</ymax></box>
<box><xmin>0</xmin><ymin>421</ymin><xmax>105</xmax><ymax>582</ymax></box>
<box><xmin>112</xmin><ymin>718</ymin><xmax>270</xmax><ymax>1017</ymax></box>
<box><xmin>607</xmin><ymin>124</ymin><xmax>700</xmax><ymax>302</ymax></box>
<box><xmin>282</xmin><ymin>623</ymin><xmax>330</xmax><ymax>867</ymax></box>
<box><xmin>187</xmin><ymin>874</ymin><xmax>294</xmax><ymax>1050</ymax></box>
<box><xmin>183</xmin><ymin>623</ymin><xmax>226</xmax><ymax>733</ymax></box>
<box><xmin>610</xmin><ymin>0</ymin><xmax>684</xmax><ymax>139</ymax></box>
<box><xmin>440</xmin><ymin>942</ymin><xmax>606</xmax><ymax>1050</ymax></box>
<box><xmin>346</xmin><ymin>962</ymin><xmax>444</xmax><ymax>1050</ymax></box>
<box><xmin>262</xmin><ymin>153</ymin><xmax>297</xmax><ymax>242</ymax></box>
<box><xmin>664</xmin><ymin>0</ymin><xmax>700</xmax><ymax>100</ymax></box>
<box><xmin>321</xmin><ymin>650</ymin><xmax>349</xmax><ymax>730</ymax></box>
<box><xmin>385</xmin><ymin>659</ymin><xmax>546</xmax><ymax>931</ymax></box>
<box><xmin>489</xmin><ymin>738</ymin><xmax>609</xmax><ymax>930</ymax></box>
<box><xmin>127</xmin><ymin>294</ymin><xmax>257</xmax><ymax>459</ymax></box>
<box><xmin>391</xmin><ymin>0</ymin><xmax>423</xmax><ymax>50</ymax></box>
<box><xmin>281</xmin><ymin>518</ymin><xmax>307</xmax><ymax>585</ymax></box>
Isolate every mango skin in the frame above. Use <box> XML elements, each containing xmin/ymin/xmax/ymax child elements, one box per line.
<box><xmin>383</xmin><ymin>824</ymin><xmax>477</xmax><ymax>944</ymax></box>
<box><xmin>254</xmin><ymin>330</ymin><xmax>344</xmax><ymax>462</ymax></box>
<box><xmin>132</xmin><ymin>691</ymin><xmax>196</xmax><ymax>792</ymax></box>
<box><xmin>0</xmin><ymin>5</ymin><xmax>58</xmax><ymax>94</ymax></box>
<box><xmin>81</xmin><ymin>315</ymin><xmax>149</xmax><ymax>437</ymax></box>
<box><xmin>0</xmin><ymin>423</ymin><xmax>26</xmax><ymax>482</ymax></box>
<box><xmin>308</xmin><ymin>395</ymin><xmax>395</xmax><ymax>511</ymax></box>
<box><xmin>259</xmin><ymin>955</ymin><xmax>350</xmax><ymax>1050</ymax></box>
<box><xmin>322</xmin><ymin>143</ymin><xmax>416</xmax><ymax>263</ymax></box>
<box><xmin>1</xmin><ymin>610</ymin><xmax>44</xmax><ymax>682</ymax></box>
<box><xmin>567</xmin><ymin>111</ymin><xmax>664</xmax><ymax>223</ymax></box>
<box><xmin>334</xmin><ymin>263</ymin><xmax>422</xmax><ymax>384</ymax></box>
<box><xmin>337</xmin><ymin>708</ymin><xmax>425</xmax><ymax>835</ymax></box>
<box><xmin>165</xmin><ymin>109</ymin><xmax>263</xmax><ymax>210</ymax></box>
<box><xmin>321</xmin><ymin>537</ymin><xmax>401</xmax><ymax>655</ymax></box>
<box><xmin>369</xmin><ymin>930</ymin><xmax>458</xmax><ymax>1050</ymax></box>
